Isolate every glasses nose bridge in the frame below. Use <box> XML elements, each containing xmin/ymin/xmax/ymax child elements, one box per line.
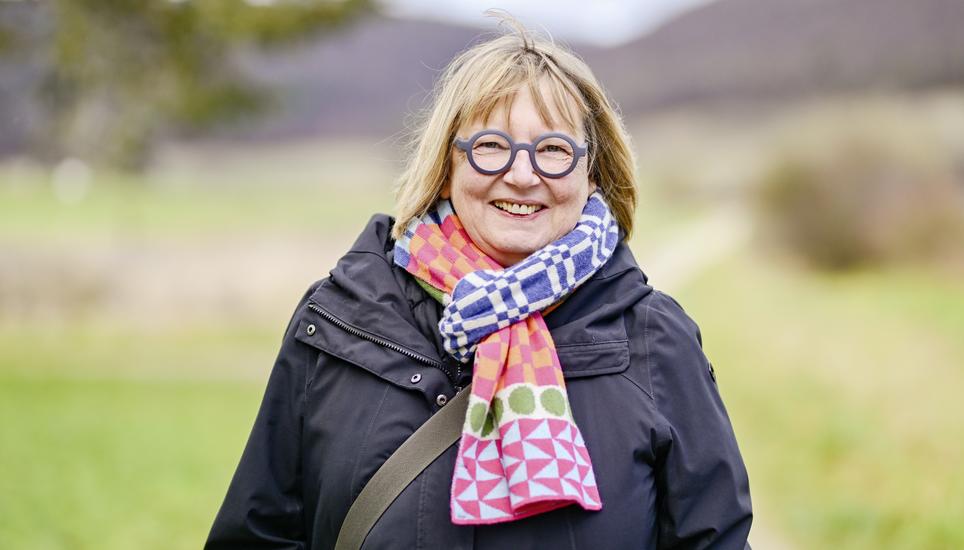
<box><xmin>508</xmin><ymin>142</ymin><xmax>538</xmax><ymax>173</ymax></box>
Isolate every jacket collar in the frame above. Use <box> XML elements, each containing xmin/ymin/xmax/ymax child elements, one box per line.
<box><xmin>308</xmin><ymin>214</ymin><xmax>653</xmax><ymax>366</ymax></box>
<box><xmin>308</xmin><ymin>214</ymin><xmax>444</xmax><ymax>364</ymax></box>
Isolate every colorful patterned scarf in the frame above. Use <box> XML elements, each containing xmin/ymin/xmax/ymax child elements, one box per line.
<box><xmin>393</xmin><ymin>192</ymin><xmax>619</xmax><ymax>525</ymax></box>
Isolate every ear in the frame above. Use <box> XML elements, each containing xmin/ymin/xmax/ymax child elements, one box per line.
<box><xmin>588</xmin><ymin>179</ymin><xmax>597</xmax><ymax>197</ymax></box>
<box><xmin>440</xmin><ymin>180</ymin><xmax>451</xmax><ymax>200</ymax></box>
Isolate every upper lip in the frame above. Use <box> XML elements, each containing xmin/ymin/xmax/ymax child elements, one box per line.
<box><xmin>490</xmin><ymin>199</ymin><xmax>546</xmax><ymax>207</ymax></box>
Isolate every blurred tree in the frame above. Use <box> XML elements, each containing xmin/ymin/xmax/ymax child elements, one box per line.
<box><xmin>0</xmin><ymin>0</ymin><xmax>371</xmax><ymax>171</ymax></box>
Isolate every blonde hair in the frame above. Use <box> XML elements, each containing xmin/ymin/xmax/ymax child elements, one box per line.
<box><xmin>392</xmin><ymin>13</ymin><xmax>638</xmax><ymax>240</ymax></box>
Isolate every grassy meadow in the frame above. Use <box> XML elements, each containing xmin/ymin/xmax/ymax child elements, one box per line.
<box><xmin>680</xmin><ymin>247</ymin><xmax>964</xmax><ymax>549</ymax></box>
<box><xmin>2</xmin><ymin>94</ymin><xmax>963</xmax><ymax>549</ymax></box>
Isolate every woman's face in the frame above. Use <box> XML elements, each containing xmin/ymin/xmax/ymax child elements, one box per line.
<box><xmin>443</xmin><ymin>82</ymin><xmax>596</xmax><ymax>267</ymax></box>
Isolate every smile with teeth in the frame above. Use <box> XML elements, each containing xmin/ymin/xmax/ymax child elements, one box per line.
<box><xmin>492</xmin><ymin>200</ymin><xmax>543</xmax><ymax>215</ymax></box>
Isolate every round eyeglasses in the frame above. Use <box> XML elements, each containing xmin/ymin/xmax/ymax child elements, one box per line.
<box><xmin>454</xmin><ymin>129</ymin><xmax>588</xmax><ymax>178</ymax></box>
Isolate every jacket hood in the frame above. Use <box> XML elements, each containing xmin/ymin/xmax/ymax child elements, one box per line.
<box><xmin>308</xmin><ymin>214</ymin><xmax>654</xmax><ymax>367</ymax></box>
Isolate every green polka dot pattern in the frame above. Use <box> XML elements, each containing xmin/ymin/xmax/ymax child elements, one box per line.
<box><xmin>540</xmin><ymin>388</ymin><xmax>567</xmax><ymax>416</ymax></box>
<box><xmin>508</xmin><ymin>386</ymin><xmax>535</xmax><ymax>415</ymax></box>
<box><xmin>469</xmin><ymin>403</ymin><xmax>487</xmax><ymax>433</ymax></box>
<box><xmin>481</xmin><ymin>412</ymin><xmax>496</xmax><ymax>437</ymax></box>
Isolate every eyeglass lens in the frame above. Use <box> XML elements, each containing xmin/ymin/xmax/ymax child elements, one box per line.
<box><xmin>470</xmin><ymin>132</ymin><xmax>576</xmax><ymax>176</ymax></box>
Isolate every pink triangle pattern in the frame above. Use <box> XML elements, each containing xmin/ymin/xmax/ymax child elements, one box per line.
<box><xmin>451</xmin><ymin>417</ymin><xmax>602</xmax><ymax>525</ymax></box>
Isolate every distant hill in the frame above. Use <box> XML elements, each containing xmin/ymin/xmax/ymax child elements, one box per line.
<box><xmin>226</xmin><ymin>16</ymin><xmax>484</xmax><ymax>141</ymax></box>
<box><xmin>226</xmin><ymin>0</ymin><xmax>964</xmax><ymax>142</ymax></box>
<box><xmin>587</xmin><ymin>0</ymin><xmax>964</xmax><ymax>113</ymax></box>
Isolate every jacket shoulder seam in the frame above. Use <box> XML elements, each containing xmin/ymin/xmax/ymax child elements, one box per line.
<box><xmin>640</xmin><ymin>291</ymin><xmax>659</xmax><ymax>408</ymax></box>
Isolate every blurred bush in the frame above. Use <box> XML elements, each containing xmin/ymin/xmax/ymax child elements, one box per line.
<box><xmin>753</xmin><ymin>100</ymin><xmax>964</xmax><ymax>271</ymax></box>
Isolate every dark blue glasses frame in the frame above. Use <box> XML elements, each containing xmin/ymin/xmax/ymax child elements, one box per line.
<box><xmin>454</xmin><ymin>129</ymin><xmax>588</xmax><ymax>178</ymax></box>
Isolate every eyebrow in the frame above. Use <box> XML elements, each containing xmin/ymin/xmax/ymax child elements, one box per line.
<box><xmin>464</xmin><ymin>112</ymin><xmax>581</xmax><ymax>139</ymax></box>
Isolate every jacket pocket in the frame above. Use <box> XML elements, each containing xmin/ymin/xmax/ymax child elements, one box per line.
<box><xmin>294</xmin><ymin>303</ymin><xmax>460</xmax><ymax>408</ymax></box>
<box><xmin>293</xmin><ymin>314</ymin><xmax>435</xmax><ymax>392</ymax></box>
<box><xmin>556</xmin><ymin>340</ymin><xmax>631</xmax><ymax>379</ymax></box>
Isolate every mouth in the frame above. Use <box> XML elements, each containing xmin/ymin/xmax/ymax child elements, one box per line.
<box><xmin>490</xmin><ymin>200</ymin><xmax>546</xmax><ymax>217</ymax></box>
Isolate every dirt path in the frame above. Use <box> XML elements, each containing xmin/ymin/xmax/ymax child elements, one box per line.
<box><xmin>637</xmin><ymin>199</ymin><xmax>753</xmax><ymax>295</ymax></box>
<box><xmin>0</xmin><ymin>233</ymin><xmax>354</xmax><ymax>326</ymax></box>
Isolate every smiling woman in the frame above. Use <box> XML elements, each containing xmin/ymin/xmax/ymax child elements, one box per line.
<box><xmin>393</xmin><ymin>19</ymin><xmax>639</xmax><ymax>266</ymax></box>
<box><xmin>206</xmin><ymin>12</ymin><xmax>752</xmax><ymax>550</ymax></box>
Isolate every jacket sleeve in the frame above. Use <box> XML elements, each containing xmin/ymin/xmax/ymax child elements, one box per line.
<box><xmin>205</xmin><ymin>283</ymin><xmax>320</xmax><ymax>550</ymax></box>
<box><xmin>646</xmin><ymin>291</ymin><xmax>753</xmax><ymax>550</ymax></box>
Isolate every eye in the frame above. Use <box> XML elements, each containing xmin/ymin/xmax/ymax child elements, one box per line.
<box><xmin>540</xmin><ymin>144</ymin><xmax>568</xmax><ymax>154</ymax></box>
<box><xmin>475</xmin><ymin>140</ymin><xmax>508</xmax><ymax>150</ymax></box>
<box><xmin>536</xmin><ymin>141</ymin><xmax>573</xmax><ymax>157</ymax></box>
<box><xmin>535</xmin><ymin>135</ymin><xmax>575</xmax><ymax>156</ymax></box>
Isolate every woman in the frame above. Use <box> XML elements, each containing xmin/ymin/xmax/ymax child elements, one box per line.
<box><xmin>207</xmin><ymin>18</ymin><xmax>752</xmax><ymax>550</ymax></box>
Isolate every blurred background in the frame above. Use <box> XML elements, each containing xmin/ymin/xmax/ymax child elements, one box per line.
<box><xmin>2</xmin><ymin>0</ymin><xmax>963</xmax><ymax>548</ymax></box>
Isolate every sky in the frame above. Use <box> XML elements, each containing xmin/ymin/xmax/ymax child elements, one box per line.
<box><xmin>379</xmin><ymin>0</ymin><xmax>715</xmax><ymax>46</ymax></box>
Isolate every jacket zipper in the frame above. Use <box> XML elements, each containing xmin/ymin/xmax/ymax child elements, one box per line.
<box><xmin>306</xmin><ymin>302</ymin><xmax>457</xmax><ymax>384</ymax></box>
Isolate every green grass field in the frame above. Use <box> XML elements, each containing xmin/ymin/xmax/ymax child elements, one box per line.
<box><xmin>0</xmin><ymin>372</ymin><xmax>263</xmax><ymax>550</ymax></box>
<box><xmin>0</xmin><ymin>320</ymin><xmax>282</xmax><ymax>549</ymax></box>
<box><xmin>679</xmin><ymin>248</ymin><xmax>964</xmax><ymax>549</ymax></box>
<box><xmin>0</xmin><ymin>166</ymin><xmax>395</xmax><ymax>241</ymax></box>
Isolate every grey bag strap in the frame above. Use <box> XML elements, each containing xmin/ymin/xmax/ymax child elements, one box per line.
<box><xmin>334</xmin><ymin>384</ymin><xmax>472</xmax><ymax>550</ymax></box>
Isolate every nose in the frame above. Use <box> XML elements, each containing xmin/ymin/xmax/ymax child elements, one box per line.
<box><xmin>502</xmin><ymin>149</ymin><xmax>540</xmax><ymax>187</ymax></box>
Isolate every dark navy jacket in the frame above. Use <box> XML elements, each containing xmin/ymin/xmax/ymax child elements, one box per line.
<box><xmin>206</xmin><ymin>215</ymin><xmax>753</xmax><ymax>549</ymax></box>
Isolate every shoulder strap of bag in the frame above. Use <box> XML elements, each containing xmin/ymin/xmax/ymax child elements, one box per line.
<box><xmin>334</xmin><ymin>384</ymin><xmax>472</xmax><ymax>550</ymax></box>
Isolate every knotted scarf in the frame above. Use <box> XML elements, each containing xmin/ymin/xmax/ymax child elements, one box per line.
<box><xmin>393</xmin><ymin>191</ymin><xmax>619</xmax><ymax>525</ymax></box>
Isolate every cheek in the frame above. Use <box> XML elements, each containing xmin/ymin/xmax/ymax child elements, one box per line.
<box><xmin>444</xmin><ymin>162</ymin><xmax>469</xmax><ymax>202</ymax></box>
<box><xmin>451</xmin><ymin>166</ymin><xmax>491</xmax><ymax>202</ymax></box>
<box><xmin>552</xmin><ymin>177</ymin><xmax>593</xmax><ymax>209</ymax></box>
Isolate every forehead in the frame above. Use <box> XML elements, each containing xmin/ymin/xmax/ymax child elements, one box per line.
<box><xmin>461</xmin><ymin>76</ymin><xmax>586</xmax><ymax>137</ymax></box>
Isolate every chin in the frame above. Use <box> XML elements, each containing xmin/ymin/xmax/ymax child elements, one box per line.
<box><xmin>488</xmin><ymin>238</ymin><xmax>547</xmax><ymax>266</ymax></box>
